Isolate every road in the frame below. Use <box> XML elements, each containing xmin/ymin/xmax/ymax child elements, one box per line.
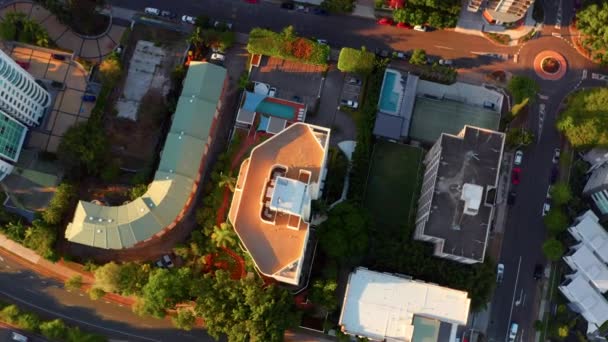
<box><xmin>0</xmin><ymin>251</ymin><xmax>214</xmax><ymax>342</ymax></box>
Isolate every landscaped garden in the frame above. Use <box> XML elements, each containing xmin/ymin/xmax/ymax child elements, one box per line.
<box><xmin>247</xmin><ymin>26</ymin><xmax>330</xmax><ymax>66</ymax></box>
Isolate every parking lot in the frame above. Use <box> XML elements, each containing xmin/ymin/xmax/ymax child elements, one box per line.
<box><xmin>249</xmin><ymin>56</ymin><xmax>325</xmax><ymax>110</ymax></box>
<box><xmin>7</xmin><ymin>45</ymin><xmax>91</xmax><ymax>152</ymax></box>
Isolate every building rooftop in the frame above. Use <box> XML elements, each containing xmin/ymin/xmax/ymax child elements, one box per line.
<box><xmin>564</xmin><ymin>244</ymin><xmax>608</xmax><ymax>293</ymax></box>
<box><xmin>228</xmin><ymin>123</ymin><xmax>329</xmax><ymax>284</ymax></box>
<box><xmin>583</xmin><ymin>164</ymin><xmax>608</xmax><ymax>195</ymax></box>
<box><xmin>339</xmin><ymin>268</ymin><xmax>470</xmax><ymax>342</ymax></box>
<box><xmin>569</xmin><ymin>210</ymin><xmax>608</xmax><ymax>264</ymax></box>
<box><xmin>419</xmin><ymin>126</ymin><xmax>504</xmax><ymax>262</ymax></box>
<box><xmin>559</xmin><ymin>272</ymin><xmax>608</xmax><ymax>332</ymax></box>
<box><xmin>0</xmin><ymin>110</ymin><xmax>27</xmax><ymax>162</ymax></box>
<box><xmin>65</xmin><ymin>62</ymin><xmax>226</xmax><ymax>249</ymax></box>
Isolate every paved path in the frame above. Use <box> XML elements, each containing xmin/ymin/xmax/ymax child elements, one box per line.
<box><xmin>0</xmin><ymin>1</ymin><xmax>125</xmax><ymax>61</ymax></box>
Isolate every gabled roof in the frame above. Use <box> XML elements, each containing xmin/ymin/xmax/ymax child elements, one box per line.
<box><xmin>65</xmin><ymin>62</ymin><xmax>226</xmax><ymax>249</ymax></box>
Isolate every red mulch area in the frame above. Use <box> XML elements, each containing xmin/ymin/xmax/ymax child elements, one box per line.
<box><xmin>294</xmin><ymin>291</ymin><xmax>314</xmax><ymax>310</ymax></box>
<box><xmin>202</xmin><ymin>248</ymin><xmax>245</xmax><ymax>280</ymax></box>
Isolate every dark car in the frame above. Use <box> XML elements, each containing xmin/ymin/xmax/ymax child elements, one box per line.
<box><xmin>82</xmin><ymin>95</ymin><xmax>96</xmax><ymax>102</ymax></box>
<box><xmin>51</xmin><ymin>54</ymin><xmax>66</xmax><ymax>61</ymax></box>
<box><xmin>534</xmin><ymin>264</ymin><xmax>544</xmax><ymax>280</ymax></box>
<box><xmin>312</xmin><ymin>7</ymin><xmax>328</xmax><ymax>15</ymax></box>
<box><xmin>511</xmin><ymin>167</ymin><xmax>521</xmax><ymax>185</ymax></box>
<box><xmin>550</xmin><ymin>166</ymin><xmax>559</xmax><ymax>184</ymax></box>
<box><xmin>281</xmin><ymin>2</ymin><xmax>295</xmax><ymax>9</ymax></box>
<box><xmin>507</xmin><ymin>191</ymin><xmax>516</xmax><ymax>205</ymax></box>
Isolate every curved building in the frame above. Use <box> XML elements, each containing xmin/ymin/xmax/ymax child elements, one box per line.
<box><xmin>482</xmin><ymin>0</ymin><xmax>535</xmax><ymax>24</ymax></box>
<box><xmin>65</xmin><ymin>62</ymin><xmax>227</xmax><ymax>249</ymax></box>
<box><xmin>0</xmin><ymin>49</ymin><xmax>50</xmax><ymax>126</ymax></box>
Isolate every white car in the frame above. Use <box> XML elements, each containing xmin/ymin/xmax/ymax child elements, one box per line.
<box><xmin>210</xmin><ymin>53</ymin><xmax>225</xmax><ymax>62</ymax></box>
<box><xmin>340</xmin><ymin>99</ymin><xmax>359</xmax><ymax>109</ymax></box>
<box><xmin>181</xmin><ymin>15</ymin><xmax>195</xmax><ymax>24</ymax></box>
<box><xmin>268</xmin><ymin>87</ymin><xmax>277</xmax><ymax>97</ymax></box>
<box><xmin>414</xmin><ymin>25</ymin><xmax>427</xmax><ymax>32</ymax></box>
<box><xmin>542</xmin><ymin>202</ymin><xmax>551</xmax><ymax>216</ymax></box>
<box><xmin>497</xmin><ymin>263</ymin><xmax>504</xmax><ymax>283</ymax></box>
<box><xmin>144</xmin><ymin>7</ymin><xmax>160</xmax><ymax>16</ymax></box>
<box><xmin>11</xmin><ymin>332</ymin><xmax>28</xmax><ymax>342</ymax></box>
<box><xmin>552</xmin><ymin>148</ymin><xmax>561</xmax><ymax>164</ymax></box>
<box><xmin>508</xmin><ymin>323</ymin><xmax>519</xmax><ymax>342</ymax></box>
<box><xmin>438</xmin><ymin>59</ymin><xmax>453</xmax><ymax>66</ymax></box>
<box><xmin>162</xmin><ymin>255</ymin><xmax>174</xmax><ymax>268</ymax></box>
<box><xmin>514</xmin><ymin>150</ymin><xmax>523</xmax><ymax>165</ymax></box>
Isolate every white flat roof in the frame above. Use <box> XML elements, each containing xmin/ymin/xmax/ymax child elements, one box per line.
<box><xmin>339</xmin><ymin>268</ymin><xmax>471</xmax><ymax>341</ymax></box>
<box><xmin>270</xmin><ymin>176</ymin><xmax>308</xmax><ymax>216</ymax></box>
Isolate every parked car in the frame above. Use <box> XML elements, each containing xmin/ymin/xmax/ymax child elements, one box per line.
<box><xmin>281</xmin><ymin>2</ymin><xmax>295</xmax><ymax>9</ymax></box>
<box><xmin>11</xmin><ymin>332</ymin><xmax>28</xmax><ymax>342</ymax></box>
<box><xmin>542</xmin><ymin>202</ymin><xmax>551</xmax><ymax>216</ymax></box>
<box><xmin>181</xmin><ymin>15</ymin><xmax>195</xmax><ymax>24</ymax></box>
<box><xmin>511</xmin><ymin>167</ymin><xmax>521</xmax><ymax>185</ymax></box>
<box><xmin>51</xmin><ymin>54</ymin><xmax>66</xmax><ymax>61</ymax></box>
<box><xmin>210</xmin><ymin>53</ymin><xmax>226</xmax><ymax>62</ymax></box>
<box><xmin>550</xmin><ymin>165</ymin><xmax>559</xmax><ymax>184</ymax></box>
<box><xmin>214</xmin><ymin>20</ymin><xmax>233</xmax><ymax>30</ymax></box>
<box><xmin>413</xmin><ymin>25</ymin><xmax>428</xmax><ymax>32</ymax></box>
<box><xmin>514</xmin><ymin>150</ymin><xmax>523</xmax><ymax>165</ymax></box>
<box><xmin>374</xmin><ymin>48</ymin><xmax>390</xmax><ymax>58</ymax></box>
<box><xmin>348</xmin><ymin>77</ymin><xmax>362</xmax><ymax>86</ymax></box>
<box><xmin>162</xmin><ymin>255</ymin><xmax>174</xmax><ymax>268</ymax></box>
<box><xmin>508</xmin><ymin>323</ymin><xmax>519</xmax><ymax>342</ymax></box>
<box><xmin>312</xmin><ymin>7</ymin><xmax>328</xmax><ymax>15</ymax></box>
<box><xmin>317</xmin><ymin>39</ymin><xmax>328</xmax><ymax>45</ymax></box>
<box><xmin>144</xmin><ymin>7</ymin><xmax>160</xmax><ymax>16</ymax></box>
<box><xmin>82</xmin><ymin>95</ymin><xmax>96</xmax><ymax>102</ymax></box>
<box><xmin>395</xmin><ymin>51</ymin><xmax>409</xmax><ymax>60</ymax></box>
<box><xmin>396</xmin><ymin>22</ymin><xmax>413</xmax><ymax>29</ymax></box>
<box><xmin>552</xmin><ymin>148</ymin><xmax>561</xmax><ymax>164</ymax></box>
<box><xmin>292</xmin><ymin>95</ymin><xmax>302</xmax><ymax>103</ymax></box>
<box><xmin>160</xmin><ymin>10</ymin><xmax>175</xmax><ymax>19</ymax></box>
<box><xmin>546</xmin><ymin>185</ymin><xmax>552</xmax><ymax>199</ymax></box>
<box><xmin>497</xmin><ymin>263</ymin><xmax>504</xmax><ymax>283</ymax></box>
<box><xmin>438</xmin><ymin>59</ymin><xmax>453</xmax><ymax>66</ymax></box>
<box><xmin>377</xmin><ymin>18</ymin><xmax>394</xmax><ymax>26</ymax></box>
<box><xmin>534</xmin><ymin>264</ymin><xmax>544</xmax><ymax>280</ymax></box>
<box><xmin>15</xmin><ymin>61</ymin><xmax>29</xmax><ymax>69</ymax></box>
<box><xmin>268</xmin><ymin>87</ymin><xmax>277</xmax><ymax>97</ymax></box>
<box><xmin>507</xmin><ymin>191</ymin><xmax>516</xmax><ymax>205</ymax></box>
<box><xmin>340</xmin><ymin>99</ymin><xmax>359</xmax><ymax>109</ymax></box>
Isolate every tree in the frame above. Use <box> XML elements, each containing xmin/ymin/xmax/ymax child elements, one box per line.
<box><xmin>0</xmin><ymin>12</ymin><xmax>49</xmax><ymax>47</ymax></box>
<box><xmin>337</xmin><ymin>47</ymin><xmax>376</xmax><ymax>75</ymax></box>
<box><xmin>129</xmin><ymin>184</ymin><xmax>148</xmax><ymax>200</ymax></box>
<box><xmin>195</xmin><ymin>270</ymin><xmax>298</xmax><ymax>341</ymax></box>
<box><xmin>138</xmin><ymin>268</ymin><xmax>193</xmax><ymax>318</ymax></box>
<box><xmin>218</xmin><ymin>172</ymin><xmax>236</xmax><ymax>192</ymax></box>
<box><xmin>16</xmin><ymin>312</ymin><xmax>40</xmax><ymax>331</ymax></box>
<box><xmin>187</xmin><ymin>26</ymin><xmax>204</xmax><ymax>47</ymax></box>
<box><xmin>507</xmin><ymin>75</ymin><xmax>539</xmax><ymax>105</ymax></box>
<box><xmin>94</xmin><ymin>261</ymin><xmax>150</xmax><ymax>295</ymax></box>
<box><xmin>88</xmin><ymin>287</ymin><xmax>106</xmax><ymax>300</ymax></box>
<box><xmin>67</xmin><ymin>0</ymin><xmax>105</xmax><ymax>34</ymax></box>
<box><xmin>23</xmin><ymin>220</ymin><xmax>57</xmax><ymax>261</ymax></box>
<box><xmin>57</xmin><ymin>119</ymin><xmax>108</xmax><ymax>176</ymax></box>
<box><xmin>576</xmin><ymin>2</ymin><xmax>608</xmax><ymax>52</ymax></box>
<box><xmin>211</xmin><ymin>222</ymin><xmax>237</xmax><ymax>249</ymax></box>
<box><xmin>93</xmin><ymin>261</ymin><xmax>121</xmax><ymax>293</ymax></box>
<box><xmin>544</xmin><ymin>209</ymin><xmax>569</xmax><ymax>236</ymax></box>
<box><xmin>321</xmin><ymin>0</ymin><xmax>356</xmax><ymax>13</ymax></box>
<box><xmin>309</xmin><ymin>278</ymin><xmax>339</xmax><ymax>313</ymax></box>
<box><xmin>392</xmin><ymin>8</ymin><xmax>408</xmax><ymax>23</ymax></box>
<box><xmin>506</xmin><ymin>128</ymin><xmax>534</xmax><ymax>148</ymax></box>
<box><xmin>409</xmin><ymin>48</ymin><xmax>427</xmax><ymax>65</ymax></box>
<box><xmin>557</xmin><ymin>88</ymin><xmax>608</xmax><ymax>148</ymax></box>
<box><xmin>550</xmin><ymin>182</ymin><xmax>572</xmax><ymax>206</ymax></box>
<box><xmin>64</xmin><ymin>275</ymin><xmax>83</xmax><ymax>291</ymax></box>
<box><xmin>42</xmin><ymin>183</ymin><xmax>76</xmax><ymax>225</ymax></box>
<box><xmin>318</xmin><ymin>202</ymin><xmax>369</xmax><ymax>265</ymax></box>
<box><xmin>172</xmin><ymin>308</ymin><xmax>196</xmax><ymax>331</ymax></box>
<box><xmin>99</xmin><ymin>55</ymin><xmax>122</xmax><ymax>86</ymax></box>
<box><xmin>40</xmin><ymin>319</ymin><xmax>68</xmax><ymax>340</ymax></box>
<box><xmin>543</xmin><ymin>238</ymin><xmax>565</xmax><ymax>261</ymax></box>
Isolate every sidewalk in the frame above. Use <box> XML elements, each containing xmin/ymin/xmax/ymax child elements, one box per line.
<box><xmin>352</xmin><ymin>0</ymin><xmax>376</xmax><ymax>19</ymax></box>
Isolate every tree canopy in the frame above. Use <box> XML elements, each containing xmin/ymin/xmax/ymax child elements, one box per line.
<box><xmin>57</xmin><ymin>118</ymin><xmax>108</xmax><ymax>176</ymax></box>
<box><xmin>94</xmin><ymin>261</ymin><xmax>150</xmax><ymax>296</ymax></box>
<box><xmin>137</xmin><ymin>268</ymin><xmax>193</xmax><ymax>318</ymax></box>
<box><xmin>309</xmin><ymin>278</ymin><xmax>339</xmax><ymax>314</ymax></box>
<box><xmin>321</xmin><ymin>0</ymin><xmax>356</xmax><ymax>13</ymax></box>
<box><xmin>507</xmin><ymin>75</ymin><xmax>539</xmax><ymax>105</ymax></box>
<box><xmin>543</xmin><ymin>208</ymin><xmax>569</xmax><ymax>236</ymax></box>
<box><xmin>550</xmin><ymin>182</ymin><xmax>572</xmax><ymax>206</ymax></box>
<box><xmin>543</xmin><ymin>238</ymin><xmax>565</xmax><ymax>261</ymax></box>
<box><xmin>99</xmin><ymin>55</ymin><xmax>122</xmax><ymax>86</ymax></box>
<box><xmin>506</xmin><ymin>128</ymin><xmax>534</xmax><ymax>148</ymax></box>
<box><xmin>247</xmin><ymin>27</ymin><xmax>330</xmax><ymax>66</ymax></box>
<box><xmin>409</xmin><ymin>49</ymin><xmax>427</xmax><ymax>65</ymax></box>
<box><xmin>0</xmin><ymin>12</ymin><xmax>49</xmax><ymax>47</ymax></box>
<box><xmin>318</xmin><ymin>202</ymin><xmax>369</xmax><ymax>265</ymax></box>
<box><xmin>576</xmin><ymin>1</ymin><xmax>608</xmax><ymax>64</ymax></box>
<box><xmin>557</xmin><ymin>88</ymin><xmax>608</xmax><ymax>148</ymax></box>
<box><xmin>337</xmin><ymin>47</ymin><xmax>376</xmax><ymax>75</ymax></box>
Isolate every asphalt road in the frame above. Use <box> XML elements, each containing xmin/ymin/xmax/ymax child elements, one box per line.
<box><xmin>0</xmin><ymin>251</ymin><xmax>214</xmax><ymax>342</ymax></box>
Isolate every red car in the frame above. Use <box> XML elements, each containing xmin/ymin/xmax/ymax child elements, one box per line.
<box><xmin>15</xmin><ymin>61</ymin><xmax>30</xmax><ymax>70</ymax></box>
<box><xmin>396</xmin><ymin>22</ymin><xmax>413</xmax><ymax>29</ymax></box>
<box><xmin>377</xmin><ymin>18</ymin><xmax>394</xmax><ymax>26</ymax></box>
<box><xmin>511</xmin><ymin>167</ymin><xmax>521</xmax><ymax>185</ymax></box>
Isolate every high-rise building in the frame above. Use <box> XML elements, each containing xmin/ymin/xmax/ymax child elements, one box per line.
<box><xmin>0</xmin><ymin>49</ymin><xmax>50</xmax><ymax>126</ymax></box>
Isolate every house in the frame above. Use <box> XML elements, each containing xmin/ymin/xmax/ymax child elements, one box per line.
<box><xmin>65</xmin><ymin>62</ymin><xmax>228</xmax><ymax>249</ymax></box>
<box><xmin>560</xmin><ymin>210</ymin><xmax>608</xmax><ymax>337</ymax></box>
<box><xmin>414</xmin><ymin>126</ymin><xmax>505</xmax><ymax>264</ymax></box>
<box><xmin>227</xmin><ymin>123</ymin><xmax>330</xmax><ymax>285</ymax></box>
<box><xmin>339</xmin><ymin>267</ymin><xmax>471</xmax><ymax>342</ymax></box>
<box><xmin>583</xmin><ymin>163</ymin><xmax>608</xmax><ymax>219</ymax></box>
<box><xmin>235</xmin><ymin>91</ymin><xmax>306</xmax><ymax>135</ymax></box>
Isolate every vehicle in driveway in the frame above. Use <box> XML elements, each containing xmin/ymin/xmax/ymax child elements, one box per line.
<box><xmin>514</xmin><ymin>150</ymin><xmax>523</xmax><ymax>165</ymax></box>
<box><xmin>340</xmin><ymin>99</ymin><xmax>359</xmax><ymax>109</ymax></box>
<box><xmin>214</xmin><ymin>20</ymin><xmax>233</xmax><ymax>30</ymax></box>
<box><xmin>377</xmin><ymin>18</ymin><xmax>394</xmax><ymax>26</ymax></box>
<box><xmin>160</xmin><ymin>10</ymin><xmax>175</xmax><ymax>19</ymax></box>
<box><xmin>210</xmin><ymin>53</ymin><xmax>225</xmax><ymax>62</ymax></box>
<box><xmin>144</xmin><ymin>7</ymin><xmax>160</xmax><ymax>16</ymax></box>
<box><xmin>511</xmin><ymin>167</ymin><xmax>521</xmax><ymax>185</ymax></box>
<box><xmin>542</xmin><ymin>202</ymin><xmax>551</xmax><ymax>216</ymax></box>
<box><xmin>395</xmin><ymin>51</ymin><xmax>409</xmax><ymax>60</ymax></box>
<box><xmin>181</xmin><ymin>15</ymin><xmax>195</xmax><ymax>24</ymax></box>
<box><xmin>11</xmin><ymin>332</ymin><xmax>28</xmax><ymax>341</ymax></box>
<box><xmin>507</xmin><ymin>191</ymin><xmax>516</xmax><ymax>205</ymax></box>
<box><xmin>268</xmin><ymin>87</ymin><xmax>277</xmax><ymax>97</ymax></box>
<box><xmin>162</xmin><ymin>255</ymin><xmax>174</xmax><ymax>268</ymax></box>
<box><xmin>534</xmin><ymin>264</ymin><xmax>544</xmax><ymax>280</ymax></box>
<box><xmin>508</xmin><ymin>323</ymin><xmax>519</xmax><ymax>342</ymax></box>
<box><xmin>552</xmin><ymin>148</ymin><xmax>561</xmax><ymax>164</ymax></box>
<box><xmin>414</xmin><ymin>25</ymin><xmax>428</xmax><ymax>32</ymax></box>
<box><xmin>497</xmin><ymin>263</ymin><xmax>504</xmax><ymax>283</ymax></box>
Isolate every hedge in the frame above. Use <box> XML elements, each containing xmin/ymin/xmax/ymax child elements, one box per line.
<box><xmin>247</xmin><ymin>27</ymin><xmax>329</xmax><ymax>66</ymax></box>
<box><xmin>337</xmin><ymin>47</ymin><xmax>376</xmax><ymax>75</ymax></box>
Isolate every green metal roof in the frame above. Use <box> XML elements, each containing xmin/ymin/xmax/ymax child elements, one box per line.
<box><xmin>0</xmin><ymin>109</ymin><xmax>26</xmax><ymax>162</ymax></box>
<box><xmin>65</xmin><ymin>63</ymin><xmax>227</xmax><ymax>249</ymax></box>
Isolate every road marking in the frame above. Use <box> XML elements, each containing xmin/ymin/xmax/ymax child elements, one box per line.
<box><xmin>582</xmin><ymin>69</ymin><xmax>588</xmax><ymax>79</ymax></box>
<box><xmin>538</xmin><ymin>103</ymin><xmax>546</xmax><ymax>141</ymax></box>
<box><xmin>538</xmin><ymin>94</ymin><xmax>549</xmax><ymax>100</ymax></box>
<box><xmin>434</xmin><ymin>45</ymin><xmax>454</xmax><ymax>50</ymax></box>
<box><xmin>551</xmin><ymin>32</ymin><xmax>562</xmax><ymax>37</ymax></box>
<box><xmin>506</xmin><ymin>256</ymin><xmax>523</xmax><ymax>341</ymax></box>
<box><xmin>0</xmin><ymin>289</ymin><xmax>161</xmax><ymax>342</ymax></box>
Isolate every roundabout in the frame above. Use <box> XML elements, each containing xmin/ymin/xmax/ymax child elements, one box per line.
<box><xmin>533</xmin><ymin>50</ymin><xmax>568</xmax><ymax>81</ymax></box>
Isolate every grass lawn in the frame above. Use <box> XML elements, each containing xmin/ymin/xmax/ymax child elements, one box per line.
<box><xmin>364</xmin><ymin>140</ymin><xmax>423</xmax><ymax>229</ymax></box>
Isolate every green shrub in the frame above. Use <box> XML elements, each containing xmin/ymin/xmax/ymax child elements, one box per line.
<box><xmin>88</xmin><ymin>287</ymin><xmax>106</xmax><ymax>300</ymax></box>
<box><xmin>247</xmin><ymin>26</ymin><xmax>329</xmax><ymax>65</ymax></box>
<box><xmin>64</xmin><ymin>275</ymin><xmax>83</xmax><ymax>291</ymax></box>
<box><xmin>42</xmin><ymin>182</ymin><xmax>76</xmax><ymax>225</ymax></box>
<box><xmin>0</xmin><ymin>12</ymin><xmax>50</xmax><ymax>47</ymax></box>
<box><xmin>337</xmin><ymin>47</ymin><xmax>375</xmax><ymax>74</ymax></box>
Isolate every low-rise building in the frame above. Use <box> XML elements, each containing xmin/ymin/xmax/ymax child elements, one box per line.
<box><xmin>228</xmin><ymin>123</ymin><xmax>330</xmax><ymax>285</ymax></box>
<box><xmin>415</xmin><ymin>125</ymin><xmax>505</xmax><ymax>264</ymax></box>
<box><xmin>583</xmin><ymin>163</ymin><xmax>608</xmax><ymax>219</ymax></box>
<box><xmin>480</xmin><ymin>0</ymin><xmax>535</xmax><ymax>25</ymax></box>
<box><xmin>339</xmin><ymin>267</ymin><xmax>470</xmax><ymax>342</ymax></box>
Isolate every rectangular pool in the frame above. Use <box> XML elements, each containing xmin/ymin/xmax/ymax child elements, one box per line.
<box><xmin>256</xmin><ymin>100</ymin><xmax>295</xmax><ymax>120</ymax></box>
<box><xmin>378</xmin><ymin>70</ymin><xmax>400</xmax><ymax>114</ymax></box>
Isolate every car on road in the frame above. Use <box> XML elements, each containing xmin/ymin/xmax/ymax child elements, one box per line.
<box><xmin>396</xmin><ymin>22</ymin><xmax>413</xmax><ymax>29</ymax></box>
<box><xmin>552</xmin><ymin>148</ymin><xmax>561</xmax><ymax>164</ymax></box>
<box><xmin>507</xmin><ymin>191</ymin><xmax>516</xmax><ymax>205</ymax></box>
<box><xmin>511</xmin><ymin>167</ymin><xmax>521</xmax><ymax>185</ymax></box>
<box><xmin>144</xmin><ymin>7</ymin><xmax>160</xmax><ymax>16</ymax></box>
<box><xmin>496</xmin><ymin>263</ymin><xmax>504</xmax><ymax>283</ymax></box>
<box><xmin>514</xmin><ymin>150</ymin><xmax>523</xmax><ymax>165</ymax></box>
<box><xmin>542</xmin><ymin>202</ymin><xmax>551</xmax><ymax>216</ymax></box>
<box><xmin>210</xmin><ymin>53</ymin><xmax>226</xmax><ymax>62</ymax></box>
<box><xmin>11</xmin><ymin>332</ymin><xmax>28</xmax><ymax>342</ymax></box>
<box><xmin>534</xmin><ymin>264</ymin><xmax>544</xmax><ymax>280</ymax></box>
<box><xmin>348</xmin><ymin>77</ymin><xmax>362</xmax><ymax>86</ymax></box>
<box><xmin>181</xmin><ymin>15</ymin><xmax>195</xmax><ymax>24</ymax></box>
<box><xmin>413</xmin><ymin>25</ymin><xmax>428</xmax><ymax>32</ymax></box>
<box><xmin>438</xmin><ymin>59</ymin><xmax>453</xmax><ymax>66</ymax></box>
<box><xmin>341</xmin><ymin>99</ymin><xmax>359</xmax><ymax>109</ymax></box>
<box><xmin>377</xmin><ymin>18</ymin><xmax>394</xmax><ymax>26</ymax></box>
<box><xmin>546</xmin><ymin>185</ymin><xmax>552</xmax><ymax>199</ymax></box>
<box><xmin>508</xmin><ymin>323</ymin><xmax>519</xmax><ymax>342</ymax></box>
<box><xmin>281</xmin><ymin>2</ymin><xmax>295</xmax><ymax>10</ymax></box>
<box><xmin>268</xmin><ymin>87</ymin><xmax>277</xmax><ymax>97</ymax></box>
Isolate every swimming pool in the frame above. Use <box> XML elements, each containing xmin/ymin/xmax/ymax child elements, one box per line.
<box><xmin>256</xmin><ymin>100</ymin><xmax>295</xmax><ymax>120</ymax></box>
<box><xmin>378</xmin><ymin>70</ymin><xmax>400</xmax><ymax>114</ymax></box>
<box><xmin>257</xmin><ymin>115</ymin><xmax>270</xmax><ymax>131</ymax></box>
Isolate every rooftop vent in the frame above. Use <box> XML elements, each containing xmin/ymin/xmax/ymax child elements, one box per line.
<box><xmin>461</xmin><ymin>183</ymin><xmax>483</xmax><ymax>216</ymax></box>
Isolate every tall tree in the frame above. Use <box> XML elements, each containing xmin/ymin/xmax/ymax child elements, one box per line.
<box><xmin>218</xmin><ymin>172</ymin><xmax>236</xmax><ymax>192</ymax></box>
<box><xmin>318</xmin><ymin>202</ymin><xmax>369</xmax><ymax>265</ymax></box>
<box><xmin>138</xmin><ymin>268</ymin><xmax>193</xmax><ymax>318</ymax></box>
<box><xmin>172</xmin><ymin>309</ymin><xmax>196</xmax><ymax>331</ymax></box>
<box><xmin>557</xmin><ymin>88</ymin><xmax>608</xmax><ymax>148</ymax></box>
<box><xmin>543</xmin><ymin>209</ymin><xmax>569</xmax><ymax>236</ymax></box>
<box><xmin>576</xmin><ymin>2</ymin><xmax>608</xmax><ymax>52</ymax></box>
<box><xmin>309</xmin><ymin>279</ymin><xmax>339</xmax><ymax>314</ymax></box>
<box><xmin>542</xmin><ymin>238</ymin><xmax>565</xmax><ymax>261</ymax></box>
<box><xmin>550</xmin><ymin>182</ymin><xmax>572</xmax><ymax>206</ymax></box>
<box><xmin>211</xmin><ymin>222</ymin><xmax>237</xmax><ymax>249</ymax></box>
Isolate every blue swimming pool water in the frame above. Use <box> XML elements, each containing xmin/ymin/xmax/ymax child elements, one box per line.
<box><xmin>378</xmin><ymin>71</ymin><xmax>399</xmax><ymax>113</ymax></box>
<box><xmin>258</xmin><ymin>115</ymin><xmax>270</xmax><ymax>131</ymax></box>
<box><xmin>256</xmin><ymin>100</ymin><xmax>295</xmax><ymax>119</ymax></box>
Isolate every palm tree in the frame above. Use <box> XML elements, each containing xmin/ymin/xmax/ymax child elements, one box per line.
<box><xmin>211</xmin><ymin>222</ymin><xmax>237</xmax><ymax>249</ymax></box>
<box><xmin>218</xmin><ymin>172</ymin><xmax>236</xmax><ymax>192</ymax></box>
<box><xmin>187</xmin><ymin>27</ymin><xmax>204</xmax><ymax>48</ymax></box>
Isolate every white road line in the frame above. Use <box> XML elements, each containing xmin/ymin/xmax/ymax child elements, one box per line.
<box><xmin>434</xmin><ymin>45</ymin><xmax>454</xmax><ymax>50</ymax></box>
<box><xmin>506</xmin><ymin>256</ymin><xmax>523</xmax><ymax>342</ymax></box>
<box><xmin>0</xmin><ymin>290</ymin><xmax>161</xmax><ymax>342</ymax></box>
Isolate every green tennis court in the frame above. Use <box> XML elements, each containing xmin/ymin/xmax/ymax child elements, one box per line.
<box><xmin>409</xmin><ymin>97</ymin><xmax>501</xmax><ymax>143</ymax></box>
